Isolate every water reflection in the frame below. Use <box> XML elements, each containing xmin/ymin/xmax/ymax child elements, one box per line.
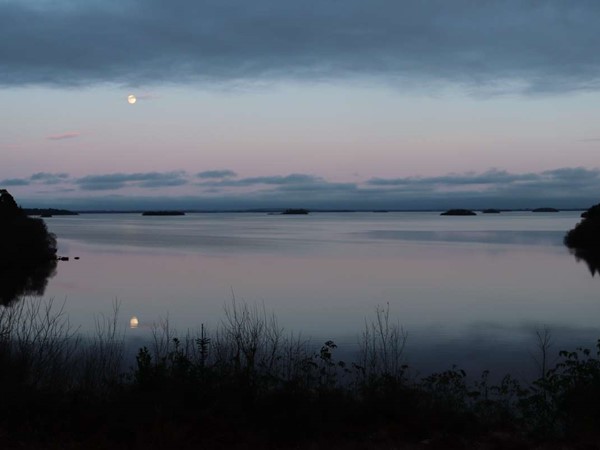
<box><xmin>0</xmin><ymin>259</ymin><xmax>57</xmax><ymax>306</ymax></box>
<box><xmin>569</xmin><ymin>248</ymin><xmax>600</xmax><ymax>277</ymax></box>
<box><xmin>364</xmin><ymin>230</ymin><xmax>563</xmax><ymax>246</ymax></box>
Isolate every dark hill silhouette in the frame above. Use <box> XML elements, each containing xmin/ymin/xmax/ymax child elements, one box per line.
<box><xmin>0</xmin><ymin>189</ymin><xmax>58</xmax><ymax>305</ymax></box>
<box><xmin>564</xmin><ymin>202</ymin><xmax>600</xmax><ymax>276</ymax></box>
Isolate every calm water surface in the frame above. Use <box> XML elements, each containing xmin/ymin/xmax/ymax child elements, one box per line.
<box><xmin>43</xmin><ymin>211</ymin><xmax>598</xmax><ymax>376</ymax></box>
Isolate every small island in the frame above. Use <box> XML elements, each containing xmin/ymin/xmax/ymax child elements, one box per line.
<box><xmin>142</xmin><ymin>211</ymin><xmax>186</xmax><ymax>216</ymax></box>
<box><xmin>281</xmin><ymin>208</ymin><xmax>309</xmax><ymax>215</ymax></box>
<box><xmin>440</xmin><ymin>209</ymin><xmax>476</xmax><ymax>216</ymax></box>
<box><xmin>482</xmin><ymin>208</ymin><xmax>501</xmax><ymax>214</ymax></box>
<box><xmin>532</xmin><ymin>207</ymin><xmax>559</xmax><ymax>212</ymax></box>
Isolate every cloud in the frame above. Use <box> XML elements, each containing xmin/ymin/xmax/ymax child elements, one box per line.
<box><xmin>76</xmin><ymin>171</ymin><xmax>188</xmax><ymax>191</ymax></box>
<box><xmin>46</xmin><ymin>132</ymin><xmax>80</xmax><ymax>141</ymax></box>
<box><xmin>2</xmin><ymin>1</ymin><xmax>600</xmax><ymax>94</ymax></box>
<box><xmin>367</xmin><ymin>169</ymin><xmax>537</xmax><ymax>187</ymax></box>
<box><xmin>12</xmin><ymin>166</ymin><xmax>600</xmax><ymax>210</ymax></box>
<box><xmin>1</xmin><ymin>178</ymin><xmax>30</xmax><ymax>186</ymax></box>
<box><xmin>364</xmin><ymin>167</ymin><xmax>600</xmax><ymax>202</ymax></box>
<box><xmin>30</xmin><ymin>172</ymin><xmax>70</xmax><ymax>184</ymax></box>
<box><xmin>1</xmin><ymin>173</ymin><xmax>69</xmax><ymax>188</ymax></box>
<box><xmin>196</xmin><ymin>170</ymin><xmax>237</xmax><ymax>179</ymax></box>
<box><xmin>138</xmin><ymin>178</ymin><xmax>188</xmax><ymax>188</ymax></box>
<box><xmin>198</xmin><ymin>173</ymin><xmax>321</xmax><ymax>188</ymax></box>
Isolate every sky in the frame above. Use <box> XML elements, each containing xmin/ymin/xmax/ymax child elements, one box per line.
<box><xmin>1</xmin><ymin>0</ymin><xmax>599</xmax><ymax>210</ymax></box>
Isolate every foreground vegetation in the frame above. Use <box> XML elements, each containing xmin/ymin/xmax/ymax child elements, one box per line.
<box><xmin>2</xmin><ymin>299</ymin><xmax>600</xmax><ymax>448</ymax></box>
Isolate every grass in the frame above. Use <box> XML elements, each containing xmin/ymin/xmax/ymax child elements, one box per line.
<box><xmin>2</xmin><ymin>297</ymin><xmax>600</xmax><ymax>448</ymax></box>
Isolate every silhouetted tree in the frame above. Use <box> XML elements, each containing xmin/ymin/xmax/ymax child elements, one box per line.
<box><xmin>564</xmin><ymin>203</ymin><xmax>600</xmax><ymax>250</ymax></box>
<box><xmin>0</xmin><ymin>189</ymin><xmax>24</xmax><ymax>220</ymax></box>
<box><xmin>0</xmin><ymin>189</ymin><xmax>58</xmax><ymax>304</ymax></box>
<box><xmin>565</xmin><ymin>203</ymin><xmax>600</xmax><ymax>276</ymax></box>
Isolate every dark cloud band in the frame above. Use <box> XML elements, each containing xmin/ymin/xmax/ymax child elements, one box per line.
<box><xmin>2</xmin><ymin>1</ymin><xmax>600</xmax><ymax>93</ymax></box>
<box><xmin>76</xmin><ymin>171</ymin><xmax>188</xmax><ymax>190</ymax></box>
<box><xmin>6</xmin><ymin>167</ymin><xmax>600</xmax><ymax>209</ymax></box>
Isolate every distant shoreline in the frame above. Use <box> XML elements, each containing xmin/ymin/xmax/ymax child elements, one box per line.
<box><xmin>46</xmin><ymin>208</ymin><xmax>587</xmax><ymax>214</ymax></box>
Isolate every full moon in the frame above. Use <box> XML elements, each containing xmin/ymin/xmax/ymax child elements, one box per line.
<box><xmin>127</xmin><ymin>94</ymin><xmax>137</xmax><ymax>104</ymax></box>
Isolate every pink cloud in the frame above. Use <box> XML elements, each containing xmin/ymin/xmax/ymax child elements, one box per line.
<box><xmin>46</xmin><ymin>132</ymin><xmax>80</xmax><ymax>141</ymax></box>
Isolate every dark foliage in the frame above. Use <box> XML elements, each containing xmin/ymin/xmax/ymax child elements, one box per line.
<box><xmin>5</xmin><ymin>298</ymin><xmax>600</xmax><ymax>449</ymax></box>
<box><xmin>564</xmin><ymin>203</ymin><xmax>600</xmax><ymax>275</ymax></box>
<box><xmin>565</xmin><ymin>203</ymin><xmax>600</xmax><ymax>250</ymax></box>
<box><xmin>581</xmin><ymin>204</ymin><xmax>600</xmax><ymax>219</ymax></box>
<box><xmin>6</xmin><ymin>334</ymin><xmax>600</xmax><ymax>448</ymax></box>
<box><xmin>0</xmin><ymin>190</ymin><xmax>58</xmax><ymax>305</ymax></box>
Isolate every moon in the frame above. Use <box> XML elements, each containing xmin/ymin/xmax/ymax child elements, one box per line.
<box><xmin>127</xmin><ymin>94</ymin><xmax>137</xmax><ymax>105</ymax></box>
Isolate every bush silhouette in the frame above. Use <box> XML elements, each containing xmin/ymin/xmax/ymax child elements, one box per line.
<box><xmin>564</xmin><ymin>203</ymin><xmax>600</xmax><ymax>276</ymax></box>
<box><xmin>564</xmin><ymin>203</ymin><xmax>600</xmax><ymax>250</ymax></box>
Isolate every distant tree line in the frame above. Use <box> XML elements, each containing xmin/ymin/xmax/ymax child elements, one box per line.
<box><xmin>24</xmin><ymin>208</ymin><xmax>78</xmax><ymax>217</ymax></box>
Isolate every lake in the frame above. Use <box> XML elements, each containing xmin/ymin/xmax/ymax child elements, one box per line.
<box><xmin>42</xmin><ymin>211</ymin><xmax>599</xmax><ymax>377</ymax></box>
